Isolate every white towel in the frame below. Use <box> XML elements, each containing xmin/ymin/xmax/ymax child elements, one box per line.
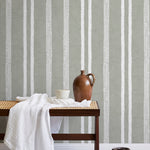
<box><xmin>48</xmin><ymin>97</ymin><xmax>91</xmax><ymax>107</ymax></box>
<box><xmin>4</xmin><ymin>94</ymin><xmax>91</xmax><ymax>150</ymax></box>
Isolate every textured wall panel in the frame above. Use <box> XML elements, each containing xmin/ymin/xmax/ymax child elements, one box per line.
<box><xmin>0</xmin><ymin>0</ymin><xmax>149</xmax><ymax>143</ymax></box>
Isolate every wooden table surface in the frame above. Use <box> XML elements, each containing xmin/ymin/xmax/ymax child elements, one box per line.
<box><xmin>0</xmin><ymin>100</ymin><xmax>100</xmax><ymax>116</ymax></box>
<box><xmin>0</xmin><ymin>100</ymin><xmax>100</xmax><ymax>150</ymax></box>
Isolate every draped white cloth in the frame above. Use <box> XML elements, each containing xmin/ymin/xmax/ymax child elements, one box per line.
<box><xmin>4</xmin><ymin>94</ymin><xmax>91</xmax><ymax>150</ymax></box>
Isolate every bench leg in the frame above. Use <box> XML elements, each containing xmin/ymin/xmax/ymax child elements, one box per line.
<box><xmin>95</xmin><ymin>116</ymin><xmax>99</xmax><ymax>150</ymax></box>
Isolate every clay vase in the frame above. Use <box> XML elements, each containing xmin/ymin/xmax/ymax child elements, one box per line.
<box><xmin>73</xmin><ymin>70</ymin><xmax>96</xmax><ymax>102</ymax></box>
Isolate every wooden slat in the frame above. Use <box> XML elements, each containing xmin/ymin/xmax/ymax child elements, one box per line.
<box><xmin>0</xmin><ymin>109</ymin><xmax>99</xmax><ymax>116</ymax></box>
<box><xmin>0</xmin><ymin>133</ymin><xmax>95</xmax><ymax>141</ymax></box>
<box><xmin>0</xmin><ymin>110</ymin><xmax>9</xmax><ymax>116</ymax></box>
<box><xmin>50</xmin><ymin>109</ymin><xmax>99</xmax><ymax>116</ymax></box>
<box><xmin>52</xmin><ymin>134</ymin><xmax>95</xmax><ymax>140</ymax></box>
<box><xmin>95</xmin><ymin>116</ymin><xmax>99</xmax><ymax>150</ymax></box>
<box><xmin>0</xmin><ymin>134</ymin><xmax>4</xmax><ymax>140</ymax></box>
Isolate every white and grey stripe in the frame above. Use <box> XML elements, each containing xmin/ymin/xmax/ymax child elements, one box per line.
<box><xmin>81</xmin><ymin>0</ymin><xmax>85</xmax><ymax>71</ymax></box>
<box><xmin>46</xmin><ymin>0</ymin><xmax>52</xmax><ymax>97</ymax></box>
<box><xmin>63</xmin><ymin>0</ymin><xmax>70</xmax><ymax>136</ymax></box>
<box><xmin>81</xmin><ymin>0</ymin><xmax>85</xmax><ymax>143</ymax></box>
<box><xmin>30</xmin><ymin>0</ymin><xmax>34</xmax><ymax>95</ymax></box>
<box><xmin>88</xmin><ymin>0</ymin><xmax>92</xmax><ymax>137</ymax></box>
<box><xmin>63</xmin><ymin>0</ymin><xmax>69</xmax><ymax>90</ymax></box>
<box><xmin>128</xmin><ymin>0</ymin><xmax>132</xmax><ymax>143</ymax></box>
<box><xmin>88</xmin><ymin>0</ymin><xmax>92</xmax><ymax>74</ymax></box>
<box><xmin>23</xmin><ymin>0</ymin><xmax>27</xmax><ymax>97</ymax></box>
<box><xmin>5</xmin><ymin>0</ymin><xmax>12</xmax><ymax>100</ymax></box>
<box><xmin>103</xmin><ymin>0</ymin><xmax>109</xmax><ymax>143</ymax></box>
<box><xmin>121</xmin><ymin>0</ymin><xmax>125</xmax><ymax>143</ymax></box>
<box><xmin>144</xmin><ymin>0</ymin><xmax>150</xmax><ymax>143</ymax></box>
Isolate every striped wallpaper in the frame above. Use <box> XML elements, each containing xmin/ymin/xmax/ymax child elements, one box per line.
<box><xmin>0</xmin><ymin>0</ymin><xmax>150</xmax><ymax>143</ymax></box>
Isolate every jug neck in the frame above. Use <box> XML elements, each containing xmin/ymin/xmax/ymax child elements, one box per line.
<box><xmin>81</xmin><ymin>70</ymin><xmax>85</xmax><ymax>75</ymax></box>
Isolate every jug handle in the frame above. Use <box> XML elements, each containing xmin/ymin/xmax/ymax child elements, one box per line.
<box><xmin>87</xmin><ymin>73</ymin><xmax>96</xmax><ymax>87</ymax></box>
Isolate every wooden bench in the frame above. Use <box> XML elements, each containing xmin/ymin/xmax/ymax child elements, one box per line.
<box><xmin>0</xmin><ymin>100</ymin><xmax>100</xmax><ymax>150</ymax></box>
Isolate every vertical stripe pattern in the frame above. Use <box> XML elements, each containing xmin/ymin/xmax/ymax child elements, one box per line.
<box><xmin>46</xmin><ymin>0</ymin><xmax>52</xmax><ymax>97</ymax></box>
<box><xmin>23</xmin><ymin>0</ymin><xmax>27</xmax><ymax>97</ymax></box>
<box><xmin>103</xmin><ymin>0</ymin><xmax>109</xmax><ymax>143</ymax></box>
<box><xmin>5</xmin><ymin>0</ymin><xmax>12</xmax><ymax>100</ymax></box>
<box><xmin>88</xmin><ymin>0</ymin><xmax>92</xmax><ymax>74</ymax></box>
<box><xmin>128</xmin><ymin>0</ymin><xmax>132</xmax><ymax>143</ymax></box>
<box><xmin>63</xmin><ymin>0</ymin><xmax>70</xmax><ymax>135</ymax></box>
<box><xmin>63</xmin><ymin>0</ymin><xmax>69</xmax><ymax>90</ymax></box>
<box><xmin>81</xmin><ymin>0</ymin><xmax>85</xmax><ymax>142</ymax></box>
<box><xmin>0</xmin><ymin>0</ymin><xmax>149</xmax><ymax>144</ymax></box>
<box><xmin>144</xmin><ymin>0</ymin><xmax>150</xmax><ymax>143</ymax></box>
<box><xmin>88</xmin><ymin>0</ymin><xmax>92</xmax><ymax>137</ymax></box>
<box><xmin>81</xmin><ymin>0</ymin><xmax>85</xmax><ymax>70</ymax></box>
<box><xmin>30</xmin><ymin>0</ymin><xmax>34</xmax><ymax>95</ymax></box>
<box><xmin>121</xmin><ymin>0</ymin><xmax>125</xmax><ymax>143</ymax></box>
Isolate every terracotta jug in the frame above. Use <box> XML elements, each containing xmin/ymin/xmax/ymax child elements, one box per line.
<box><xmin>73</xmin><ymin>70</ymin><xmax>96</xmax><ymax>102</ymax></box>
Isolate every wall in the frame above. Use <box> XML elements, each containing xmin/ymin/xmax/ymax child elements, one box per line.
<box><xmin>0</xmin><ymin>0</ymin><xmax>149</xmax><ymax>144</ymax></box>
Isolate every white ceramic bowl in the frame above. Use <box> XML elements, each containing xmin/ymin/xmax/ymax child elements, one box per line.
<box><xmin>16</xmin><ymin>96</ymin><xmax>29</xmax><ymax>102</ymax></box>
<box><xmin>56</xmin><ymin>89</ymin><xmax>70</xmax><ymax>99</ymax></box>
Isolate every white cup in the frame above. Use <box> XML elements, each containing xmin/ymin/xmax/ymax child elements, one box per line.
<box><xmin>56</xmin><ymin>89</ymin><xmax>70</xmax><ymax>99</ymax></box>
